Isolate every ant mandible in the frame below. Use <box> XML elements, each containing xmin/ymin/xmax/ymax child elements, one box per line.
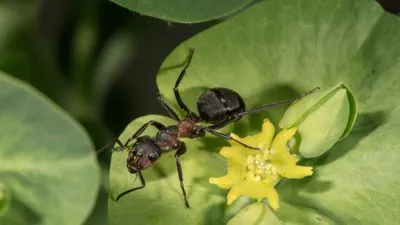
<box><xmin>111</xmin><ymin>49</ymin><xmax>319</xmax><ymax>208</ymax></box>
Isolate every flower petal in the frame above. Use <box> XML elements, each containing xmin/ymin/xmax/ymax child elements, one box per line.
<box><xmin>209</xmin><ymin>147</ymin><xmax>247</xmax><ymax>189</ymax></box>
<box><xmin>278</xmin><ymin>165</ymin><xmax>313</xmax><ymax>179</ymax></box>
<box><xmin>264</xmin><ymin>173</ymin><xmax>281</xmax><ymax>186</ymax></box>
<box><xmin>209</xmin><ymin>175</ymin><xmax>239</xmax><ymax>189</ymax></box>
<box><xmin>219</xmin><ymin>147</ymin><xmax>246</xmax><ymax>164</ymax></box>
<box><xmin>227</xmin><ymin>180</ymin><xmax>279</xmax><ymax>210</ymax></box>
<box><xmin>270</xmin><ymin>128</ymin><xmax>297</xmax><ymax>165</ymax></box>
<box><xmin>229</xmin><ymin>119</ymin><xmax>275</xmax><ymax>155</ymax></box>
<box><xmin>229</xmin><ymin>133</ymin><xmax>260</xmax><ymax>156</ymax></box>
<box><xmin>257</xmin><ymin>119</ymin><xmax>275</xmax><ymax>148</ymax></box>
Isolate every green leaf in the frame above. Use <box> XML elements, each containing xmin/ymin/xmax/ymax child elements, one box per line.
<box><xmin>110</xmin><ymin>0</ymin><xmax>400</xmax><ymax>224</ymax></box>
<box><xmin>0</xmin><ymin>71</ymin><xmax>100</xmax><ymax>225</ymax></box>
<box><xmin>228</xmin><ymin>202</ymin><xmax>282</xmax><ymax>225</ymax></box>
<box><xmin>274</xmin><ymin>201</ymin><xmax>337</xmax><ymax>225</ymax></box>
<box><xmin>110</xmin><ymin>0</ymin><xmax>252</xmax><ymax>23</ymax></box>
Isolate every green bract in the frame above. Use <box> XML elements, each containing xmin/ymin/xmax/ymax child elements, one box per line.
<box><xmin>279</xmin><ymin>83</ymin><xmax>357</xmax><ymax>158</ymax></box>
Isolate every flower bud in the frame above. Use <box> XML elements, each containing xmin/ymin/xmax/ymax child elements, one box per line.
<box><xmin>279</xmin><ymin>83</ymin><xmax>357</xmax><ymax>158</ymax></box>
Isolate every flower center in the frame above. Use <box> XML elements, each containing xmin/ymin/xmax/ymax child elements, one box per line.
<box><xmin>245</xmin><ymin>149</ymin><xmax>277</xmax><ymax>181</ymax></box>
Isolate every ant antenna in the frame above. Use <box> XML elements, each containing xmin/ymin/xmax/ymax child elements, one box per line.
<box><xmin>96</xmin><ymin>138</ymin><xmax>126</xmax><ymax>155</ymax></box>
<box><xmin>238</xmin><ymin>87</ymin><xmax>320</xmax><ymax>117</ymax></box>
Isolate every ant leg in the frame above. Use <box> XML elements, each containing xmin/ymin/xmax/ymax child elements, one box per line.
<box><xmin>96</xmin><ymin>138</ymin><xmax>126</xmax><ymax>154</ymax></box>
<box><xmin>202</xmin><ymin>127</ymin><xmax>259</xmax><ymax>150</ymax></box>
<box><xmin>110</xmin><ymin>139</ymin><xmax>126</xmax><ymax>152</ymax></box>
<box><xmin>157</xmin><ymin>93</ymin><xmax>180</xmax><ymax>121</ymax></box>
<box><xmin>173</xmin><ymin>49</ymin><xmax>200</xmax><ymax>120</ymax></box>
<box><xmin>207</xmin><ymin>116</ymin><xmax>242</xmax><ymax>130</ymax></box>
<box><xmin>116</xmin><ymin>170</ymin><xmax>146</xmax><ymax>201</ymax></box>
<box><xmin>175</xmin><ymin>142</ymin><xmax>190</xmax><ymax>208</ymax></box>
<box><xmin>125</xmin><ymin>121</ymin><xmax>166</xmax><ymax>147</ymax></box>
<box><xmin>237</xmin><ymin>87</ymin><xmax>320</xmax><ymax>117</ymax></box>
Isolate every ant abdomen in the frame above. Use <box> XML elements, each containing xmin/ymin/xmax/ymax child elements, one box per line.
<box><xmin>197</xmin><ymin>88</ymin><xmax>245</xmax><ymax>124</ymax></box>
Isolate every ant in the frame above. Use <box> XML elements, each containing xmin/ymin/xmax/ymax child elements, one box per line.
<box><xmin>109</xmin><ymin>49</ymin><xmax>319</xmax><ymax>208</ymax></box>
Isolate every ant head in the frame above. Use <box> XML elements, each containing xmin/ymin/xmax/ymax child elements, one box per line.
<box><xmin>127</xmin><ymin>151</ymin><xmax>161</xmax><ymax>173</ymax></box>
<box><xmin>127</xmin><ymin>137</ymin><xmax>162</xmax><ymax>173</ymax></box>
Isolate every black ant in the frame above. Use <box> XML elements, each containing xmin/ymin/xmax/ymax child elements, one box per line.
<box><xmin>109</xmin><ymin>49</ymin><xmax>319</xmax><ymax>208</ymax></box>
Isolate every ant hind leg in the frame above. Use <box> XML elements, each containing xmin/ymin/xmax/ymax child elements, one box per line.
<box><xmin>175</xmin><ymin>142</ymin><xmax>190</xmax><ymax>208</ymax></box>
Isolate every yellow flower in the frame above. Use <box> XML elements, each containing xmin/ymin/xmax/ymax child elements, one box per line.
<box><xmin>209</xmin><ymin>119</ymin><xmax>313</xmax><ymax>210</ymax></box>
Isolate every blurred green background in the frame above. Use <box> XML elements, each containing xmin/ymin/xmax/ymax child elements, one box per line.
<box><xmin>0</xmin><ymin>0</ymin><xmax>399</xmax><ymax>224</ymax></box>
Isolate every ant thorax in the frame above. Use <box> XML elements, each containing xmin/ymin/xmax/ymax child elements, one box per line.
<box><xmin>154</xmin><ymin>119</ymin><xmax>197</xmax><ymax>150</ymax></box>
<box><xmin>155</xmin><ymin>126</ymin><xmax>179</xmax><ymax>150</ymax></box>
<box><xmin>177</xmin><ymin>119</ymin><xmax>197</xmax><ymax>137</ymax></box>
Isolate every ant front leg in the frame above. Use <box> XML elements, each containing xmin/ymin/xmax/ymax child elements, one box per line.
<box><xmin>124</xmin><ymin>121</ymin><xmax>166</xmax><ymax>147</ymax></box>
<box><xmin>116</xmin><ymin>170</ymin><xmax>146</xmax><ymax>201</ymax></box>
<box><xmin>175</xmin><ymin>142</ymin><xmax>191</xmax><ymax>208</ymax></box>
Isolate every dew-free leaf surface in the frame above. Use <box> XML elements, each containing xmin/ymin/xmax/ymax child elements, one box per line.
<box><xmin>228</xmin><ymin>202</ymin><xmax>282</xmax><ymax>225</ymax></box>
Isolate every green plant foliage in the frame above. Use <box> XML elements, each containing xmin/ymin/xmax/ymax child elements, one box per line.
<box><xmin>279</xmin><ymin>83</ymin><xmax>357</xmax><ymax>158</ymax></box>
<box><xmin>109</xmin><ymin>0</ymin><xmax>400</xmax><ymax>224</ymax></box>
<box><xmin>0</xmin><ymin>182</ymin><xmax>9</xmax><ymax>217</ymax></box>
<box><xmin>227</xmin><ymin>203</ymin><xmax>282</xmax><ymax>225</ymax></box>
<box><xmin>0</xmin><ymin>72</ymin><xmax>100</xmax><ymax>225</ymax></box>
<box><xmin>110</xmin><ymin>0</ymin><xmax>252</xmax><ymax>23</ymax></box>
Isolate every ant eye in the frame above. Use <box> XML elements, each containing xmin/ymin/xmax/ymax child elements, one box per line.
<box><xmin>148</xmin><ymin>153</ymin><xmax>158</xmax><ymax>161</ymax></box>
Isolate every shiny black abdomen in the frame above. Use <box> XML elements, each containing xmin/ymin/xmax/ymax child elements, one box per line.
<box><xmin>197</xmin><ymin>87</ymin><xmax>246</xmax><ymax>124</ymax></box>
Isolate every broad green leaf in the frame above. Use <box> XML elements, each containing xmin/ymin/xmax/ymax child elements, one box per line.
<box><xmin>110</xmin><ymin>0</ymin><xmax>400</xmax><ymax>224</ymax></box>
<box><xmin>277</xmin><ymin>108</ymin><xmax>400</xmax><ymax>224</ymax></box>
<box><xmin>228</xmin><ymin>202</ymin><xmax>282</xmax><ymax>225</ymax></box>
<box><xmin>110</xmin><ymin>0</ymin><xmax>252</xmax><ymax>23</ymax></box>
<box><xmin>274</xmin><ymin>201</ymin><xmax>336</xmax><ymax>225</ymax></box>
<box><xmin>0</xmin><ymin>72</ymin><xmax>100</xmax><ymax>225</ymax></box>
